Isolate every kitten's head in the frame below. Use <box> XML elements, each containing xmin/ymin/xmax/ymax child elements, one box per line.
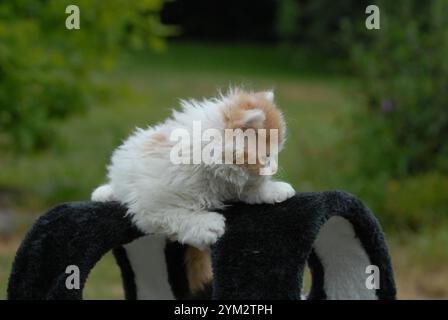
<box><xmin>220</xmin><ymin>89</ymin><xmax>286</xmax><ymax>175</ymax></box>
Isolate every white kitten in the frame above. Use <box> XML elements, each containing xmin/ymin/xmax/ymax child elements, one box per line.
<box><xmin>92</xmin><ymin>89</ymin><xmax>295</xmax><ymax>249</ymax></box>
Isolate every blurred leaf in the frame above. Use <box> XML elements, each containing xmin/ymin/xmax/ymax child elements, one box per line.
<box><xmin>0</xmin><ymin>0</ymin><xmax>170</xmax><ymax>152</ymax></box>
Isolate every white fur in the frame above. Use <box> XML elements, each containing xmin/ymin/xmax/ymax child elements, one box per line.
<box><xmin>241</xmin><ymin>181</ymin><xmax>295</xmax><ymax>204</ymax></box>
<box><xmin>92</xmin><ymin>90</ymin><xmax>295</xmax><ymax>249</ymax></box>
<box><xmin>264</xmin><ymin>90</ymin><xmax>274</xmax><ymax>102</ymax></box>
<box><xmin>91</xmin><ymin>184</ymin><xmax>115</xmax><ymax>202</ymax></box>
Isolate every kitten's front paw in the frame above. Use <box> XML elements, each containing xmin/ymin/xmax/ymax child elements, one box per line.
<box><xmin>177</xmin><ymin>212</ymin><xmax>226</xmax><ymax>250</ymax></box>
<box><xmin>91</xmin><ymin>185</ymin><xmax>115</xmax><ymax>202</ymax></box>
<box><xmin>244</xmin><ymin>181</ymin><xmax>295</xmax><ymax>204</ymax></box>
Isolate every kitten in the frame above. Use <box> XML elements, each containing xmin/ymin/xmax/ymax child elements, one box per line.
<box><xmin>92</xmin><ymin>88</ymin><xmax>294</xmax><ymax>247</ymax></box>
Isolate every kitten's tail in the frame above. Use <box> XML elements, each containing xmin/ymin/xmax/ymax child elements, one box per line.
<box><xmin>185</xmin><ymin>246</ymin><xmax>213</xmax><ymax>295</ymax></box>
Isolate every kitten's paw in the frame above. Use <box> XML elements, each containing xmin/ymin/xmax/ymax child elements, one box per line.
<box><xmin>261</xmin><ymin>181</ymin><xmax>295</xmax><ymax>203</ymax></box>
<box><xmin>244</xmin><ymin>181</ymin><xmax>295</xmax><ymax>204</ymax></box>
<box><xmin>178</xmin><ymin>212</ymin><xmax>226</xmax><ymax>250</ymax></box>
<box><xmin>91</xmin><ymin>184</ymin><xmax>115</xmax><ymax>202</ymax></box>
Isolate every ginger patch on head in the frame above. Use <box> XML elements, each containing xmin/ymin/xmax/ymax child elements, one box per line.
<box><xmin>220</xmin><ymin>90</ymin><xmax>286</xmax><ymax>172</ymax></box>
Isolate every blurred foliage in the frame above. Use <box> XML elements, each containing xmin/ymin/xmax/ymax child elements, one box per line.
<box><xmin>384</xmin><ymin>173</ymin><xmax>448</xmax><ymax>230</ymax></box>
<box><xmin>275</xmin><ymin>0</ymin><xmax>300</xmax><ymax>44</ymax></box>
<box><xmin>0</xmin><ymin>0</ymin><xmax>171</xmax><ymax>152</ymax></box>
<box><xmin>162</xmin><ymin>0</ymin><xmax>368</xmax><ymax>58</ymax></box>
<box><xmin>330</xmin><ymin>0</ymin><xmax>448</xmax><ymax>231</ymax></box>
<box><xmin>161</xmin><ymin>0</ymin><xmax>278</xmax><ymax>41</ymax></box>
<box><xmin>344</xmin><ymin>0</ymin><xmax>448</xmax><ymax>178</ymax></box>
<box><xmin>275</xmin><ymin>0</ymin><xmax>369</xmax><ymax>57</ymax></box>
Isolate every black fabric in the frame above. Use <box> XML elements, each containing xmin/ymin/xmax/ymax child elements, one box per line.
<box><xmin>307</xmin><ymin>250</ymin><xmax>326</xmax><ymax>300</ymax></box>
<box><xmin>112</xmin><ymin>246</ymin><xmax>138</xmax><ymax>300</ymax></box>
<box><xmin>7</xmin><ymin>191</ymin><xmax>396</xmax><ymax>300</ymax></box>
<box><xmin>211</xmin><ymin>191</ymin><xmax>396</xmax><ymax>299</ymax></box>
<box><xmin>164</xmin><ymin>241</ymin><xmax>190</xmax><ymax>299</ymax></box>
<box><xmin>7</xmin><ymin>201</ymin><xmax>143</xmax><ymax>300</ymax></box>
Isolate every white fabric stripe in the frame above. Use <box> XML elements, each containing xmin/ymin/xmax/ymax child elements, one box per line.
<box><xmin>123</xmin><ymin>235</ymin><xmax>175</xmax><ymax>300</ymax></box>
<box><xmin>313</xmin><ymin>217</ymin><xmax>377</xmax><ymax>300</ymax></box>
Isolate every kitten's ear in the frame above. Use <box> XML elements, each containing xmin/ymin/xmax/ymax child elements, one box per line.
<box><xmin>264</xmin><ymin>90</ymin><xmax>274</xmax><ymax>102</ymax></box>
<box><xmin>239</xmin><ymin>109</ymin><xmax>265</xmax><ymax>128</ymax></box>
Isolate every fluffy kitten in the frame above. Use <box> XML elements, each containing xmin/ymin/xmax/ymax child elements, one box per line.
<box><xmin>92</xmin><ymin>89</ymin><xmax>295</xmax><ymax>250</ymax></box>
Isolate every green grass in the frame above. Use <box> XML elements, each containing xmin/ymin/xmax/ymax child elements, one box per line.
<box><xmin>0</xmin><ymin>41</ymin><xmax>447</xmax><ymax>299</ymax></box>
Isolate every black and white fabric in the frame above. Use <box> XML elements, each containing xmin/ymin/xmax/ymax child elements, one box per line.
<box><xmin>7</xmin><ymin>191</ymin><xmax>396</xmax><ymax>300</ymax></box>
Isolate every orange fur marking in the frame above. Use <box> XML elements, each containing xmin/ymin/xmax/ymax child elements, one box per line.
<box><xmin>184</xmin><ymin>246</ymin><xmax>213</xmax><ymax>294</ymax></box>
<box><xmin>220</xmin><ymin>90</ymin><xmax>286</xmax><ymax>173</ymax></box>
